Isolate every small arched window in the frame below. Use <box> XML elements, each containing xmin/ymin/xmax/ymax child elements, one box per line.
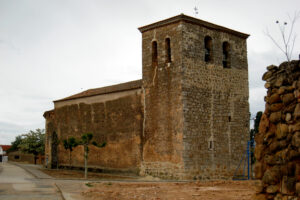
<box><xmin>152</xmin><ymin>41</ymin><xmax>158</xmax><ymax>66</ymax></box>
<box><xmin>204</xmin><ymin>36</ymin><xmax>213</xmax><ymax>62</ymax></box>
<box><xmin>222</xmin><ymin>42</ymin><xmax>230</xmax><ymax>68</ymax></box>
<box><xmin>165</xmin><ymin>38</ymin><xmax>171</xmax><ymax>63</ymax></box>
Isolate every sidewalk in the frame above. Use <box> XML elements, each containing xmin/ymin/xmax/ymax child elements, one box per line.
<box><xmin>11</xmin><ymin>162</ymin><xmax>52</xmax><ymax>179</ymax></box>
<box><xmin>9</xmin><ymin>162</ymin><xmax>86</xmax><ymax>200</ymax></box>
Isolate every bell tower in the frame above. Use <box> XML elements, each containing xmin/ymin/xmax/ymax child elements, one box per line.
<box><xmin>139</xmin><ymin>14</ymin><xmax>249</xmax><ymax>179</ymax></box>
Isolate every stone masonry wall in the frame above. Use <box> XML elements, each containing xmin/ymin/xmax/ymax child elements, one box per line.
<box><xmin>254</xmin><ymin>61</ymin><xmax>300</xmax><ymax>200</ymax></box>
<box><xmin>46</xmin><ymin>91</ymin><xmax>143</xmax><ymax>174</ymax></box>
<box><xmin>140</xmin><ymin>22</ymin><xmax>185</xmax><ymax>179</ymax></box>
<box><xmin>181</xmin><ymin>22</ymin><xmax>249</xmax><ymax>179</ymax></box>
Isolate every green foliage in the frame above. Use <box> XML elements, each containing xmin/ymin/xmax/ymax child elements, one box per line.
<box><xmin>85</xmin><ymin>183</ymin><xmax>93</xmax><ymax>187</ymax></box>
<box><xmin>7</xmin><ymin>135</ymin><xmax>23</xmax><ymax>153</ymax></box>
<box><xmin>63</xmin><ymin>137</ymin><xmax>79</xmax><ymax>166</ymax></box>
<box><xmin>81</xmin><ymin>133</ymin><xmax>93</xmax><ymax>145</ymax></box>
<box><xmin>254</xmin><ymin>111</ymin><xmax>263</xmax><ymax>134</ymax></box>
<box><xmin>250</xmin><ymin>111</ymin><xmax>263</xmax><ymax>165</ymax></box>
<box><xmin>250</xmin><ymin>111</ymin><xmax>263</xmax><ymax>141</ymax></box>
<box><xmin>63</xmin><ymin>137</ymin><xmax>78</xmax><ymax>152</ymax></box>
<box><xmin>78</xmin><ymin>133</ymin><xmax>106</xmax><ymax>179</ymax></box>
<box><xmin>18</xmin><ymin>129</ymin><xmax>45</xmax><ymax>156</ymax></box>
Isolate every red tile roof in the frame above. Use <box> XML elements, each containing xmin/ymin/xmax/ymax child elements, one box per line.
<box><xmin>0</xmin><ymin>145</ymin><xmax>11</xmax><ymax>151</ymax></box>
<box><xmin>54</xmin><ymin>79</ymin><xmax>142</xmax><ymax>103</ymax></box>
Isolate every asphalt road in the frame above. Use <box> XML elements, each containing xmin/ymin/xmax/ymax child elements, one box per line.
<box><xmin>0</xmin><ymin>162</ymin><xmax>63</xmax><ymax>200</ymax></box>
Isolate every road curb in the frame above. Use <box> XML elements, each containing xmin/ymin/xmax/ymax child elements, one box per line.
<box><xmin>54</xmin><ymin>183</ymin><xmax>66</xmax><ymax>200</ymax></box>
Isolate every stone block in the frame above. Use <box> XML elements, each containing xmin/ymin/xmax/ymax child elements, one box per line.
<box><xmin>289</xmin><ymin>123</ymin><xmax>300</xmax><ymax>133</ymax></box>
<box><xmin>255</xmin><ymin>145</ymin><xmax>265</xmax><ymax>161</ymax></box>
<box><xmin>262</xmin><ymin>167</ymin><xmax>280</xmax><ymax>185</ymax></box>
<box><xmin>255</xmin><ymin>161</ymin><xmax>264</xmax><ymax>179</ymax></box>
<box><xmin>260</xmin><ymin>113</ymin><xmax>270</xmax><ymax>134</ymax></box>
<box><xmin>281</xmin><ymin>176</ymin><xmax>296</xmax><ymax>195</ymax></box>
<box><xmin>292</xmin><ymin>132</ymin><xmax>300</xmax><ymax>147</ymax></box>
<box><xmin>287</xmin><ymin>150</ymin><xmax>300</xmax><ymax>161</ymax></box>
<box><xmin>270</xmin><ymin>112</ymin><xmax>282</xmax><ymax>124</ymax></box>
<box><xmin>270</xmin><ymin>93</ymin><xmax>282</xmax><ymax>104</ymax></box>
<box><xmin>294</xmin><ymin>104</ymin><xmax>300</xmax><ymax>119</ymax></box>
<box><xmin>296</xmin><ymin>182</ymin><xmax>300</xmax><ymax>196</ymax></box>
<box><xmin>271</xmin><ymin>103</ymin><xmax>284</xmax><ymax>112</ymax></box>
<box><xmin>282</xmin><ymin>93</ymin><xmax>295</xmax><ymax>106</ymax></box>
<box><xmin>275</xmin><ymin>76</ymin><xmax>284</xmax><ymax>87</ymax></box>
<box><xmin>285</xmin><ymin>113</ymin><xmax>292</xmax><ymax>122</ymax></box>
<box><xmin>283</xmin><ymin>102</ymin><xmax>296</xmax><ymax>113</ymax></box>
<box><xmin>276</xmin><ymin>123</ymin><xmax>289</xmax><ymax>139</ymax></box>
<box><xmin>263</xmin><ymin>71</ymin><xmax>274</xmax><ymax>81</ymax></box>
<box><xmin>254</xmin><ymin>193</ymin><xmax>268</xmax><ymax>200</ymax></box>
<box><xmin>269</xmin><ymin>140</ymin><xmax>284</xmax><ymax>153</ymax></box>
<box><xmin>274</xmin><ymin>193</ymin><xmax>283</xmax><ymax>200</ymax></box>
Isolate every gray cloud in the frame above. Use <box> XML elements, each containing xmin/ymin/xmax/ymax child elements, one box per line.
<box><xmin>0</xmin><ymin>0</ymin><xmax>299</xmax><ymax>144</ymax></box>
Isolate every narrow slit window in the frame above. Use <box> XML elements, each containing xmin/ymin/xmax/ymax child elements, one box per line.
<box><xmin>152</xmin><ymin>41</ymin><xmax>158</xmax><ymax>66</ymax></box>
<box><xmin>204</xmin><ymin>36</ymin><xmax>213</xmax><ymax>62</ymax></box>
<box><xmin>208</xmin><ymin>140</ymin><xmax>214</xmax><ymax>150</ymax></box>
<box><xmin>222</xmin><ymin>42</ymin><xmax>231</xmax><ymax>68</ymax></box>
<box><xmin>165</xmin><ymin>38</ymin><xmax>171</xmax><ymax>63</ymax></box>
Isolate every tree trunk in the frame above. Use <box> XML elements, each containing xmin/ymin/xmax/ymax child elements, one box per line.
<box><xmin>84</xmin><ymin>145</ymin><xmax>88</xmax><ymax>179</ymax></box>
<box><xmin>69</xmin><ymin>150</ymin><xmax>72</xmax><ymax>167</ymax></box>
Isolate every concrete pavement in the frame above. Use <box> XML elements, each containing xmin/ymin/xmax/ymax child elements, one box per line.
<box><xmin>8</xmin><ymin>162</ymin><xmax>87</xmax><ymax>200</ymax></box>
<box><xmin>0</xmin><ymin>162</ymin><xmax>63</xmax><ymax>200</ymax></box>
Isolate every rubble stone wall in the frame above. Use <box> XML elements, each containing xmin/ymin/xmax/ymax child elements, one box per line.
<box><xmin>45</xmin><ymin>90</ymin><xmax>143</xmax><ymax>174</ymax></box>
<box><xmin>254</xmin><ymin>61</ymin><xmax>300</xmax><ymax>200</ymax></box>
<box><xmin>140</xmin><ymin>22</ymin><xmax>186</xmax><ymax>179</ymax></box>
<box><xmin>181</xmin><ymin>22</ymin><xmax>249</xmax><ymax>179</ymax></box>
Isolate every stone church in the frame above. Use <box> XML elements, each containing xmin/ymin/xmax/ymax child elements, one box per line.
<box><xmin>44</xmin><ymin>14</ymin><xmax>250</xmax><ymax>180</ymax></box>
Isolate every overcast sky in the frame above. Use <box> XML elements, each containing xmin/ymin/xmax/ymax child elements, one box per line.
<box><xmin>0</xmin><ymin>0</ymin><xmax>300</xmax><ymax>144</ymax></box>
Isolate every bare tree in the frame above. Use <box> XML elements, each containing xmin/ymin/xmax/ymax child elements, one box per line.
<box><xmin>265</xmin><ymin>11</ymin><xmax>300</xmax><ymax>62</ymax></box>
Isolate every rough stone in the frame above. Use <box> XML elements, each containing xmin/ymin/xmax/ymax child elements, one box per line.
<box><xmin>289</xmin><ymin>123</ymin><xmax>300</xmax><ymax>133</ymax></box>
<box><xmin>269</xmin><ymin>94</ymin><xmax>282</xmax><ymax>104</ymax></box>
<box><xmin>276</xmin><ymin>124</ymin><xmax>289</xmax><ymax>139</ymax></box>
<box><xmin>259</xmin><ymin>113</ymin><xmax>270</xmax><ymax>134</ymax></box>
<box><xmin>293</xmin><ymin>104</ymin><xmax>300</xmax><ymax>119</ymax></box>
<box><xmin>283</xmin><ymin>102</ymin><xmax>296</xmax><ymax>113</ymax></box>
<box><xmin>255</xmin><ymin>180</ymin><xmax>264</xmax><ymax>193</ymax></box>
<box><xmin>282</xmin><ymin>93</ymin><xmax>295</xmax><ymax>106</ymax></box>
<box><xmin>258</xmin><ymin>61</ymin><xmax>300</xmax><ymax>200</ymax></box>
<box><xmin>275</xmin><ymin>76</ymin><xmax>284</xmax><ymax>87</ymax></box>
<box><xmin>255</xmin><ymin>161</ymin><xmax>264</xmax><ymax>179</ymax></box>
<box><xmin>262</xmin><ymin>167</ymin><xmax>280</xmax><ymax>185</ymax></box>
<box><xmin>266</xmin><ymin>185</ymin><xmax>279</xmax><ymax>193</ymax></box>
<box><xmin>269</xmin><ymin>140</ymin><xmax>281</xmax><ymax>153</ymax></box>
<box><xmin>274</xmin><ymin>193</ymin><xmax>283</xmax><ymax>200</ymax></box>
<box><xmin>281</xmin><ymin>176</ymin><xmax>296</xmax><ymax>195</ymax></box>
<box><xmin>267</xmin><ymin>65</ymin><xmax>278</xmax><ymax>71</ymax></box>
<box><xmin>285</xmin><ymin>113</ymin><xmax>292</xmax><ymax>122</ymax></box>
<box><xmin>254</xmin><ymin>193</ymin><xmax>268</xmax><ymax>200</ymax></box>
<box><xmin>265</xmin><ymin>82</ymin><xmax>271</xmax><ymax>89</ymax></box>
<box><xmin>296</xmin><ymin>182</ymin><xmax>300</xmax><ymax>196</ymax></box>
<box><xmin>263</xmin><ymin>71</ymin><xmax>274</xmax><ymax>81</ymax></box>
<box><xmin>255</xmin><ymin>145</ymin><xmax>264</xmax><ymax>160</ymax></box>
<box><xmin>270</xmin><ymin>103</ymin><xmax>284</xmax><ymax>112</ymax></box>
<box><xmin>270</xmin><ymin>112</ymin><xmax>282</xmax><ymax>124</ymax></box>
<box><xmin>292</xmin><ymin>132</ymin><xmax>300</xmax><ymax>147</ymax></box>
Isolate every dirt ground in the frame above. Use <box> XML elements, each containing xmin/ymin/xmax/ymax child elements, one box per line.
<box><xmin>82</xmin><ymin>180</ymin><xmax>256</xmax><ymax>200</ymax></box>
<box><xmin>41</xmin><ymin>168</ymin><xmax>256</xmax><ymax>200</ymax></box>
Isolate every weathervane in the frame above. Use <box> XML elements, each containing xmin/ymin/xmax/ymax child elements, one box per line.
<box><xmin>193</xmin><ymin>0</ymin><xmax>199</xmax><ymax>17</ymax></box>
<box><xmin>194</xmin><ymin>6</ymin><xmax>198</xmax><ymax>17</ymax></box>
